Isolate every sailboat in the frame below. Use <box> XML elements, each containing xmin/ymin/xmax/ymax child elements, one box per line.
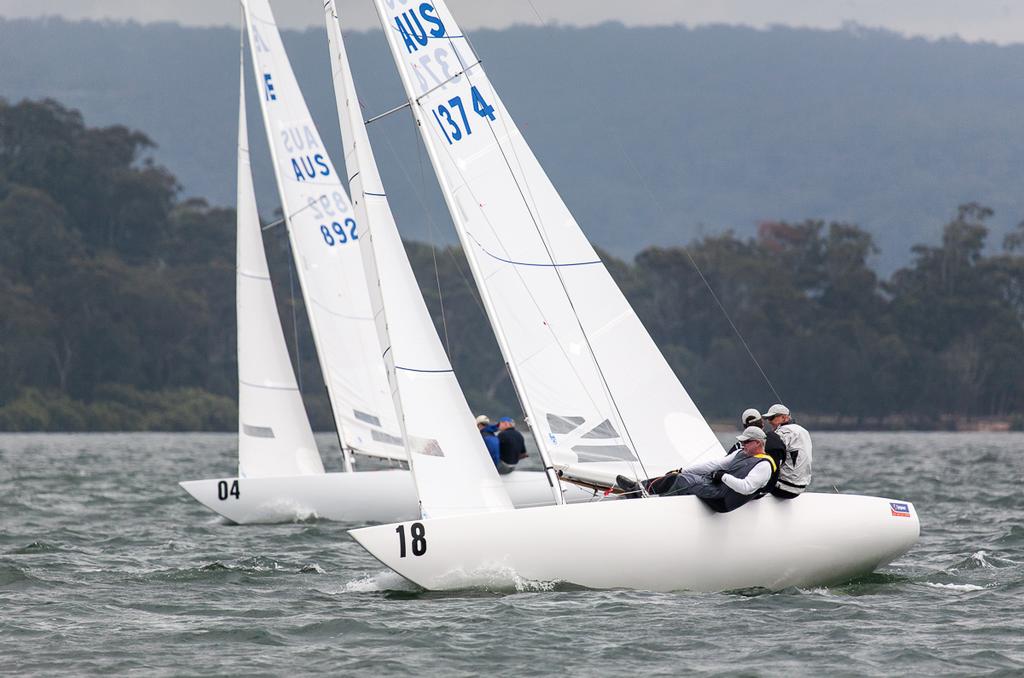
<box><xmin>348</xmin><ymin>0</ymin><xmax>920</xmax><ymax>591</ymax></box>
<box><xmin>178</xmin><ymin>0</ymin><xmax>592</xmax><ymax>524</ymax></box>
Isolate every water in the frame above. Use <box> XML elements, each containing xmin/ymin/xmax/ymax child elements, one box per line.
<box><xmin>1</xmin><ymin>432</ymin><xmax>1021</xmax><ymax>675</ymax></box>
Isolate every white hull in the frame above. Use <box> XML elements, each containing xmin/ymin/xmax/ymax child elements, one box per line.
<box><xmin>179</xmin><ymin>470</ymin><xmax>597</xmax><ymax>524</ymax></box>
<box><xmin>349</xmin><ymin>493</ymin><xmax>920</xmax><ymax>592</ymax></box>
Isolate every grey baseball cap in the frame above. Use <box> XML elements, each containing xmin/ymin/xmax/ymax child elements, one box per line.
<box><xmin>737</xmin><ymin>426</ymin><xmax>767</xmax><ymax>442</ymax></box>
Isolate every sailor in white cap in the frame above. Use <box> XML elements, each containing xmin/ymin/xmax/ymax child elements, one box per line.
<box><xmin>475</xmin><ymin>415</ymin><xmax>501</xmax><ymax>468</ymax></box>
<box><xmin>763</xmin><ymin>404</ymin><xmax>813</xmax><ymax>498</ymax></box>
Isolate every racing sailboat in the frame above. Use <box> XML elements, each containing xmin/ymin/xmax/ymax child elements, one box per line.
<box><xmin>348</xmin><ymin>0</ymin><xmax>920</xmax><ymax>591</ymax></box>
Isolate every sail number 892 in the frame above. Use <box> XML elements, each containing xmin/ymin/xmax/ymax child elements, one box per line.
<box><xmin>321</xmin><ymin>218</ymin><xmax>358</xmax><ymax>246</ymax></box>
<box><xmin>432</xmin><ymin>86</ymin><xmax>495</xmax><ymax>145</ymax></box>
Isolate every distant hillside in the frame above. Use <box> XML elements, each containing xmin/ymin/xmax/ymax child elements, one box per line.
<box><xmin>2</xmin><ymin>17</ymin><xmax>1023</xmax><ymax>271</ymax></box>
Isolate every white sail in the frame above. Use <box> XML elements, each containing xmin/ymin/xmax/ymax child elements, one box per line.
<box><xmin>368</xmin><ymin>0</ymin><xmax>723</xmax><ymax>483</ymax></box>
<box><xmin>242</xmin><ymin>0</ymin><xmax>405</xmax><ymax>462</ymax></box>
<box><xmin>236</xmin><ymin>42</ymin><xmax>322</xmax><ymax>478</ymax></box>
<box><xmin>323</xmin><ymin>0</ymin><xmax>513</xmax><ymax>517</ymax></box>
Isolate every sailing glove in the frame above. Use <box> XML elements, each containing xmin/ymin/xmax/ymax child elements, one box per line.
<box><xmin>711</xmin><ymin>470</ymin><xmax>726</xmax><ymax>484</ymax></box>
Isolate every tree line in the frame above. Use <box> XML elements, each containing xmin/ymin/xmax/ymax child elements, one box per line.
<box><xmin>1</xmin><ymin>98</ymin><xmax>1021</xmax><ymax>431</ymax></box>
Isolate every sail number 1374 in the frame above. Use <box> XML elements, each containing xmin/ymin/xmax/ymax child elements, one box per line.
<box><xmin>432</xmin><ymin>86</ymin><xmax>496</xmax><ymax>145</ymax></box>
<box><xmin>396</xmin><ymin>522</ymin><xmax>427</xmax><ymax>557</ymax></box>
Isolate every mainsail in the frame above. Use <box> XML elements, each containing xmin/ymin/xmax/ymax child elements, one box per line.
<box><xmin>369</xmin><ymin>0</ymin><xmax>724</xmax><ymax>483</ymax></box>
<box><xmin>323</xmin><ymin>0</ymin><xmax>512</xmax><ymax>516</ymax></box>
<box><xmin>236</xmin><ymin>41</ymin><xmax>322</xmax><ymax>478</ymax></box>
<box><xmin>242</xmin><ymin>0</ymin><xmax>405</xmax><ymax>462</ymax></box>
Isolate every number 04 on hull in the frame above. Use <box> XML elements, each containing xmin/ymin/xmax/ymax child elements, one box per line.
<box><xmin>349</xmin><ymin>493</ymin><xmax>920</xmax><ymax>592</ymax></box>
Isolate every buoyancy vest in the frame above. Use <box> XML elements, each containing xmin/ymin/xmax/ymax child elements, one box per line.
<box><xmin>774</xmin><ymin>422</ymin><xmax>813</xmax><ymax>495</ymax></box>
<box><xmin>707</xmin><ymin>451</ymin><xmax>776</xmax><ymax>513</ymax></box>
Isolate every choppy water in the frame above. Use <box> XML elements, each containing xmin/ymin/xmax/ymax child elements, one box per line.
<box><xmin>1</xmin><ymin>432</ymin><xmax>1022</xmax><ymax>675</ymax></box>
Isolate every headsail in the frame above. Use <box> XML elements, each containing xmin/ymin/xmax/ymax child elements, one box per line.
<box><xmin>369</xmin><ymin>0</ymin><xmax>724</xmax><ymax>483</ymax></box>
<box><xmin>242</xmin><ymin>0</ymin><xmax>405</xmax><ymax>462</ymax></box>
<box><xmin>323</xmin><ymin>0</ymin><xmax>512</xmax><ymax>516</ymax></box>
<box><xmin>236</xmin><ymin>39</ymin><xmax>322</xmax><ymax>478</ymax></box>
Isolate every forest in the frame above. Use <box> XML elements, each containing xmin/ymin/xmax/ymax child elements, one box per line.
<box><xmin>1</xmin><ymin>98</ymin><xmax>1022</xmax><ymax>431</ymax></box>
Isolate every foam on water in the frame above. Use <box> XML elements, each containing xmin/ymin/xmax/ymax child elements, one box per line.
<box><xmin>923</xmin><ymin>582</ymin><xmax>987</xmax><ymax>592</ymax></box>
<box><xmin>336</xmin><ymin>570</ymin><xmax>417</xmax><ymax>593</ymax></box>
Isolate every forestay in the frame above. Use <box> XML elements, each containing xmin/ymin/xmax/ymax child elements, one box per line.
<box><xmin>236</xmin><ymin>43</ymin><xmax>323</xmax><ymax>478</ymax></box>
<box><xmin>242</xmin><ymin>0</ymin><xmax>405</xmax><ymax>461</ymax></box>
<box><xmin>322</xmin><ymin>0</ymin><xmax>512</xmax><ymax>517</ymax></box>
<box><xmin>369</xmin><ymin>0</ymin><xmax>723</xmax><ymax>482</ymax></box>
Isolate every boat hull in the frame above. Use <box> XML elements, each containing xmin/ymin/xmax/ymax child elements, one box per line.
<box><xmin>179</xmin><ymin>470</ymin><xmax>597</xmax><ymax>524</ymax></box>
<box><xmin>349</xmin><ymin>493</ymin><xmax>920</xmax><ymax>592</ymax></box>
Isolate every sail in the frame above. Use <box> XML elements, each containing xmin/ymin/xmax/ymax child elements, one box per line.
<box><xmin>242</xmin><ymin>0</ymin><xmax>405</xmax><ymax>462</ymax></box>
<box><xmin>236</xmin><ymin>42</ymin><xmax>323</xmax><ymax>478</ymax></box>
<box><xmin>369</xmin><ymin>0</ymin><xmax>723</xmax><ymax>481</ymax></box>
<box><xmin>323</xmin><ymin>1</ymin><xmax>513</xmax><ymax>516</ymax></box>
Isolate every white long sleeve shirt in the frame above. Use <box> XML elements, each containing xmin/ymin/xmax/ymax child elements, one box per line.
<box><xmin>722</xmin><ymin>459</ymin><xmax>771</xmax><ymax>495</ymax></box>
<box><xmin>682</xmin><ymin>450</ymin><xmax>772</xmax><ymax>495</ymax></box>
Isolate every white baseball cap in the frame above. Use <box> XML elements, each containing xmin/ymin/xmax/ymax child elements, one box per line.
<box><xmin>764</xmin><ymin>404</ymin><xmax>790</xmax><ymax>418</ymax></box>
<box><xmin>475</xmin><ymin>415</ymin><xmax>490</xmax><ymax>425</ymax></box>
<box><xmin>741</xmin><ymin>408</ymin><xmax>762</xmax><ymax>425</ymax></box>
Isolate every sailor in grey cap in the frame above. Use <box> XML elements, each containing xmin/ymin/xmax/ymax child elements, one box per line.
<box><xmin>763</xmin><ymin>404</ymin><xmax>813</xmax><ymax>498</ymax></box>
<box><xmin>615</xmin><ymin>426</ymin><xmax>778</xmax><ymax>513</ymax></box>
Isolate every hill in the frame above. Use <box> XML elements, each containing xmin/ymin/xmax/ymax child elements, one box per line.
<box><xmin>2</xmin><ymin>18</ymin><xmax>1023</xmax><ymax>272</ymax></box>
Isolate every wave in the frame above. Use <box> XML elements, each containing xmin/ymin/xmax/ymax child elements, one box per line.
<box><xmin>922</xmin><ymin>582</ymin><xmax>986</xmax><ymax>592</ymax></box>
<box><xmin>0</xmin><ymin>563</ymin><xmax>35</xmax><ymax>587</ymax></box>
<box><xmin>10</xmin><ymin>541</ymin><xmax>59</xmax><ymax>554</ymax></box>
<box><xmin>948</xmin><ymin>550</ymin><xmax>1016</xmax><ymax>571</ymax></box>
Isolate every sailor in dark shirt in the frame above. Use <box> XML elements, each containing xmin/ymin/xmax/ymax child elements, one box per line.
<box><xmin>496</xmin><ymin>416</ymin><xmax>527</xmax><ymax>475</ymax></box>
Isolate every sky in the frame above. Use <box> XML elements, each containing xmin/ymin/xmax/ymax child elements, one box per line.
<box><xmin>1</xmin><ymin>0</ymin><xmax>1023</xmax><ymax>44</ymax></box>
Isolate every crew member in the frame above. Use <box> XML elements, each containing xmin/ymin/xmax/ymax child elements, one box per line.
<box><xmin>763</xmin><ymin>403</ymin><xmax>812</xmax><ymax>498</ymax></box>
<box><xmin>728</xmin><ymin>408</ymin><xmax>786</xmax><ymax>493</ymax></box>
<box><xmin>476</xmin><ymin>415</ymin><xmax>500</xmax><ymax>468</ymax></box>
<box><xmin>496</xmin><ymin>416</ymin><xmax>527</xmax><ymax>474</ymax></box>
<box><xmin>616</xmin><ymin>427</ymin><xmax>778</xmax><ymax>513</ymax></box>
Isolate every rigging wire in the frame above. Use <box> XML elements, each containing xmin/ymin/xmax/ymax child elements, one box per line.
<box><xmin>521</xmin><ymin>0</ymin><xmax>785</xmax><ymax>407</ymax></box>
<box><xmin>417</xmin><ymin>136</ymin><xmax>453</xmax><ymax>360</ymax></box>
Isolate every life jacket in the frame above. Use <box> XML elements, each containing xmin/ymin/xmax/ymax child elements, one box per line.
<box><xmin>704</xmin><ymin>451</ymin><xmax>776</xmax><ymax>513</ymax></box>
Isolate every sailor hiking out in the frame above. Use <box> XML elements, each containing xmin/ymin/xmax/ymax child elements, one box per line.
<box><xmin>729</xmin><ymin>407</ymin><xmax>786</xmax><ymax>495</ymax></box>
<box><xmin>615</xmin><ymin>426</ymin><xmax>778</xmax><ymax>513</ymax></box>
<box><xmin>763</xmin><ymin>404</ymin><xmax>813</xmax><ymax>498</ymax></box>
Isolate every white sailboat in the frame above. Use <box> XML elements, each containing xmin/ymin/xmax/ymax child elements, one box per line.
<box><xmin>178</xmin><ymin>0</ymin><xmax>591</xmax><ymax>524</ymax></box>
<box><xmin>348</xmin><ymin>0</ymin><xmax>920</xmax><ymax>591</ymax></box>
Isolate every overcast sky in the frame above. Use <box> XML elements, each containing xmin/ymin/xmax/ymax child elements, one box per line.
<box><xmin>1</xmin><ymin>0</ymin><xmax>1023</xmax><ymax>44</ymax></box>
